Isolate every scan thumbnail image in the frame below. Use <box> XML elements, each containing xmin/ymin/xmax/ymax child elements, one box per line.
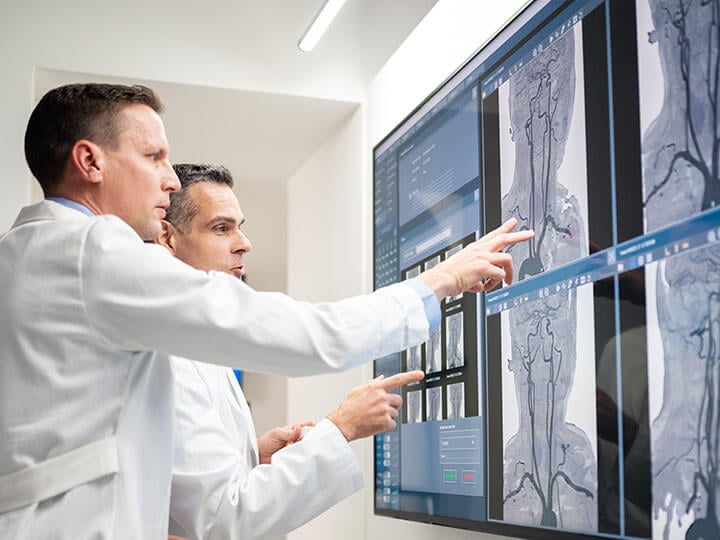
<box><xmin>644</xmin><ymin>249</ymin><xmax>720</xmax><ymax>540</ymax></box>
<box><xmin>404</xmin><ymin>265</ymin><xmax>424</xmax><ymax>372</ymax></box>
<box><xmin>498</xmin><ymin>22</ymin><xmax>590</xmax><ymax>281</ymax></box>
<box><xmin>407</xmin><ymin>390</ymin><xmax>422</xmax><ymax>424</ymax></box>
<box><xmin>445</xmin><ymin>311</ymin><xmax>465</xmax><ymax>369</ymax></box>
<box><xmin>637</xmin><ymin>0</ymin><xmax>720</xmax><ymax>234</ymax></box>
<box><xmin>447</xmin><ymin>382</ymin><xmax>465</xmax><ymax>420</ymax></box>
<box><xmin>425</xmin><ymin>255</ymin><xmax>440</xmax><ymax>271</ymax></box>
<box><xmin>426</xmin><ymin>386</ymin><xmax>443</xmax><ymax>422</ymax></box>
<box><xmin>501</xmin><ymin>285</ymin><xmax>598</xmax><ymax>532</ymax></box>
<box><xmin>405</xmin><ymin>265</ymin><xmax>421</xmax><ymax>280</ymax></box>
<box><xmin>407</xmin><ymin>344</ymin><xmax>422</xmax><ymax>372</ymax></box>
<box><xmin>636</xmin><ymin>3</ymin><xmax>720</xmax><ymax>538</ymax></box>
<box><xmin>426</xmin><ymin>329</ymin><xmax>442</xmax><ymax>373</ymax></box>
<box><xmin>422</xmin><ymin>256</ymin><xmax>443</xmax><ymax>374</ymax></box>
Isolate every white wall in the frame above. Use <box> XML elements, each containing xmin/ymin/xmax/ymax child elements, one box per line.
<box><xmin>235</xmin><ymin>181</ymin><xmax>289</xmax><ymax>443</ymax></box>
<box><xmin>284</xmin><ymin>1</ymin><xmax>529</xmax><ymax>539</ymax></box>
<box><xmin>285</xmin><ymin>106</ymin><xmax>368</xmax><ymax>540</ymax></box>
<box><xmin>237</xmin><ymin>181</ymin><xmax>288</xmax><ymax>294</ymax></box>
<box><xmin>0</xmin><ymin>0</ymin><xmax>364</xmax><ymax>232</ymax></box>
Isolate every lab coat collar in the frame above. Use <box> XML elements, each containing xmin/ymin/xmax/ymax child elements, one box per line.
<box><xmin>12</xmin><ymin>200</ymin><xmax>91</xmax><ymax>229</ymax></box>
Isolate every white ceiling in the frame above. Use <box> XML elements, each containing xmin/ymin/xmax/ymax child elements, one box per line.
<box><xmin>31</xmin><ymin>0</ymin><xmax>438</xmax><ymax>184</ymax></box>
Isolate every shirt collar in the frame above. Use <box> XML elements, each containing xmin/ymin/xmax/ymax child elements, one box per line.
<box><xmin>46</xmin><ymin>197</ymin><xmax>96</xmax><ymax>217</ymax></box>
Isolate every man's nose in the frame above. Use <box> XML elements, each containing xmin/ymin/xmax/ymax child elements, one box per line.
<box><xmin>164</xmin><ymin>163</ymin><xmax>181</xmax><ymax>192</ymax></box>
<box><xmin>232</xmin><ymin>231</ymin><xmax>252</xmax><ymax>253</ymax></box>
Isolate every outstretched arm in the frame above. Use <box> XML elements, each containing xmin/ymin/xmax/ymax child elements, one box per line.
<box><xmin>83</xmin><ymin>217</ymin><xmax>532</xmax><ymax>378</ymax></box>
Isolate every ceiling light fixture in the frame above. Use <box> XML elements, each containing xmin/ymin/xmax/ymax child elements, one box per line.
<box><xmin>298</xmin><ymin>0</ymin><xmax>348</xmax><ymax>52</ymax></box>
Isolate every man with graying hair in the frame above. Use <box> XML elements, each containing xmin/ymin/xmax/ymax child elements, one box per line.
<box><xmin>161</xmin><ymin>163</ymin><xmax>425</xmax><ymax>539</ymax></box>
<box><xmin>0</xmin><ymin>82</ymin><xmax>533</xmax><ymax>538</ymax></box>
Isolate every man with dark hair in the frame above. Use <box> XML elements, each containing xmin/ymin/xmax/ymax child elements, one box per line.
<box><xmin>25</xmin><ymin>83</ymin><xmax>164</xmax><ymax>196</ymax></box>
<box><xmin>24</xmin><ymin>83</ymin><xmax>171</xmax><ymax>241</ymax></box>
<box><xmin>160</xmin><ymin>163</ymin><xmax>424</xmax><ymax>539</ymax></box>
<box><xmin>0</xmin><ymin>82</ymin><xmax>532</xmax><ymax>538</ymax></box>
<box><xmin>164</xmin><ymin>163</ymin><xmax>234</xmax><ymax>235</ymax></box>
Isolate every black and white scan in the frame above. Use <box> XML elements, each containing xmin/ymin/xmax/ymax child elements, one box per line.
<box><xmin>447</xmin><ymin>382</ymin><xmax>465</xmax><ymax>419</ymax></box>
<box><xmin>446</xmin><ymin>311</ymin><xmax>465</xmax><ymax>369</ymax></box>
<box><xmin>426</xmin><ymin>386</ymin><xmax>443</xmax><ymax>422</ymax></box>
<box><xmin>497</xmin><ymin>21</ymin><xmax>598</xmax><ymax>532</ymax></box>
<box><xmin>407</xmin><ymin>344</ymin><xmax>422</xmax><ymax>372</ymax></box>
<box><xmin>426</xmin><ymin>329</ymin><xmax>442</xmax><ymax>373</ymax></box>
<box><xmin>425</xmin><ymin>255</ymin><xmax>440</xmax><ymax>271</ymax></box>
<box><xmin>407</xmin><ymin>389</ymin><xmax>422</xmax><ymax>424</ymax></box>
<box><xmin>637</xmin><ymin>2</ymin><xmax>720</xmax><ymax>538</ymax></box>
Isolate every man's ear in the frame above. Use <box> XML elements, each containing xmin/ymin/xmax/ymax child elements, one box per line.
<box><xmin>69</xmin><ymin>140</ymin><xmax>105</xmax><ymax>184</ymax></box>
<box><xmin>156</xmin><ymin>220</ymin><xmax>176</xmax><ymax>254</ymax></box>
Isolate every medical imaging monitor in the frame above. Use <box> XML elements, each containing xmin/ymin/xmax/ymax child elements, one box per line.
<box><xmin>373</xmin><ymin>1</ymin><xmax>720</xmax><ymax>539</ymax></box>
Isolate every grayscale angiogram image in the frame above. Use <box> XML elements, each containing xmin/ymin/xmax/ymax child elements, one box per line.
<box><xmin>426</xmin><ymin>330</ymin><xmax>442</xmax><ymax>373</ymax></box>
<box><xmin>405</xmin><ymin>266</ymin><xmax>421</xmax><ymax>279</ymax></box>
<box><xmin>498</xmin><ymin>25</ymin><xmax>590</xmax><ymax>281</ymax></box>
<box><xmin>405</xmin><ymin>266</ymin><xmax>424</xmax><ymax>371</ymax></box>
<box><xmin>446</xmin><ymin>312</ymin><xmax>465</xmax><ymax>369</ymax></box>
<box><xmin>497</xmin><ymin>23</ymin><xmax>597</xmax><ymax>532</ymax></box>
<box><xmin>427</xmin><ymin>386</ymin><xmax>443</xmax><ymax>421</ymax></box>
<box><xmin>637</xmin><ymin>2</ymin><xmax>720</xmax><ymax>538</ymax></box>
<box><xmin>408</xmin><ymin>344</ymin><xmax>422</xmax><ymax>372</ymax></box>
<box><xmin>447</xmin><ymin>382</ymin><xmax>465</xmax><ymax>419</ymax></box>
<box><xmin>407</xmin><ymin>390</ymin><xmax>422</xmax><ymax>424</ymax></box>
<box><xmin>425</xmin><ymin>255</ymin><xmax>440</xmax><ymax>271</ymax></box>
<box><xmin>501</xmin><ymin>292</ymin><xmax>598</xmax><ymax>531</ymax></box>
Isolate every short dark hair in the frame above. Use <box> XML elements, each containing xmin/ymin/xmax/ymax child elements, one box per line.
<box><xmin>167</xmin><ymin>163</ymin><xmax>235</xmax><ymax>233</ymax></box>
<box><xmin>24</xmin><ymin>83</ymin><xmax>163</xmax><ymax>194</ymax></box>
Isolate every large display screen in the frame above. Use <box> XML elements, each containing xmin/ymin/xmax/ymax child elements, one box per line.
<box><xmin>372</xmin><ymin>1</ymin><xmax>720</xmax><ymax>539</ymax></box>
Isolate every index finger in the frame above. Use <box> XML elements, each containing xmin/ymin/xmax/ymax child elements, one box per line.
<box><xmin>483</xmin><ymin>217</ymin><xmax>519</xmax><ymax>240</ymax></box>
<box><xmin>378</xmin><ymin>370</ymin><xmax>424</xmax><ymax>391</ymax></box>
<box><xmin>484</xmin><ymin>229</ymin><xmax>535</xmax><ymax>252</ymax></box>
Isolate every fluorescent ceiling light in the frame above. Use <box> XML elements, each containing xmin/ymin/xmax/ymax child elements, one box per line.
<box><xmin>298</xmin><ymin>0</ymin><xmax>348</xmax><ymax>52</ymax></box>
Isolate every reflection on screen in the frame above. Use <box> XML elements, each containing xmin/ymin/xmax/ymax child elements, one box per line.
<box><xmin>373</xmin><ymin>1</ymin><xmax>720</xmax><ymax>539</ymax></box>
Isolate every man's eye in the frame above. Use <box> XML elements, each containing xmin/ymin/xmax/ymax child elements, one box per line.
<box><xmin>215</xmin><ymin>225</ymin><xmax>228</xmax><ymax>233</ymax></box>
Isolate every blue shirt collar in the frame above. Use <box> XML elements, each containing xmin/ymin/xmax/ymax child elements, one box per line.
<box><xmin>46</xmin><ymin>197</ymin><xmax>96</xmax><ymax>217</ymax></box>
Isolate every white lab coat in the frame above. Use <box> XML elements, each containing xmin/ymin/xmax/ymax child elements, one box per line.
<box><xmin>168</xmin><ymin>359</ymin><xmax>362</xmax><ymax>539</ymax></box>
<box><xmin>0</xmin><ymin>200</ymin><xmax>429</xmax><ymax>538</ymax></box>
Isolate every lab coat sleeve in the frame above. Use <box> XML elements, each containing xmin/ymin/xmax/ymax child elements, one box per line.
<box><xmin>79</xmin><ymin>216</ymin><xmax>429</xmax><ymax>376</ymax></box>
<box><xmin>170</xmin><ymin>361</ymin><xmax>362</xmax><ymax>540</ymax></box>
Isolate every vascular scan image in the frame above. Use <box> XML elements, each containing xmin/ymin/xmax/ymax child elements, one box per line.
<box><xmin>407</xmin><ymin>344</ymin><xmax>422</xmax><ymax>372</ymax></box>
<box><xmin>425</xmin><ymin>255</ymin><xmax>440</xmax><ymax>271</ymax></box>
<box><xmin>426</xmin><ymin>329</ymin><xmax>442</xmax><ymax>373</ymax></box>
<box><xmin>446</xmin><ymin>311</ymin><xmax>465</xmax><ymax>369</ymax></box>
<box><xmin>424</xmin><ymin>256</ymin><xmax>443</xmax><ymax>373</ymax></box>
<box><xmin>426</xmin><ymin>386</ymin><xmax>443</xmax><ymax>422</ymax></box>
<box><xmin>407</xmin><ymin>390</ymin><xmax>422</xmax><ymax>424</ymax></box>
<box><xmin>500</xmin><ymin>287</ymin><xmax>598</xmax><ymax>532</ymax></box>
<box><xmin>404</xmin><ymin>265</ymin><xmax>423</xmax><ymax>372</ymax></box>
<box><xmin>447</xmin><ymin>382</ymin><xmax>465</xmax><ymax>420</ymax></box>
<box><xmin>496</xmin><ymin>22</ymin><xmax>598</xmax><ymax>532</ymax></box>
<box><xmin>405</xmin><ymin>266</ymin><xmax>421</xmax><ymax>280</ymax></box>
<box><xmin>636</xmin><ymin>2</ymin><xmax>720</xmax><ymax>538</ymax></box>
<box><xmin>498</xmin><ymin>24</ymin><xmax>590</xmax><ymax>281</ymax></box>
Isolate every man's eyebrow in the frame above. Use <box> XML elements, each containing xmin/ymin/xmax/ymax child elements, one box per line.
<box><xmin>205</xmin><ymin>215</ymin><xmax>246</xmax><ymax>227</ymax></box>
